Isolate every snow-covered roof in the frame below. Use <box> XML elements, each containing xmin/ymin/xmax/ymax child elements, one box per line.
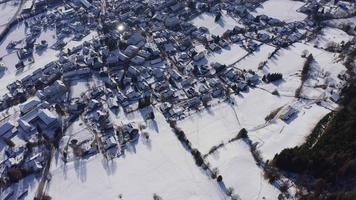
<box><xmin>37</xmin><ymin>109</ymin><xmax>57</xmax><ymax>126</ymax></box>
<box><xmin>0</xmin><ymin>121</ymin><xmax>16</xmax><ymax>137</ymax></box>
<box><xmin>20</xmin><ymin>97</ymin><xmax>41</xmax><ymax>114</ymax></box>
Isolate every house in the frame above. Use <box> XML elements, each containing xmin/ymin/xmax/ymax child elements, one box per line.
<box><xmin>279</xmin><ymin>106</ymin><xmax>299</xmax><ymax>121</ymax></box>
<box><xmin>102</xmin><ymin>135</ymin><xmax>117</xmax><ymax>150</ymax></box>
<box><xmin>0</xmin><ymin>187</ymin><xmax>14</xmax><ymax>200</ymax></box>
<box><xmin>193</xmin><ymin>52</ymin><xmax>205</xmax><ymax>62</ymax></box>
<box><xmin>88</xmin><ymin>99</ymin><xmax>101</xmax><ymax>110</ymax></box>
<box><xmin>186</xmin><ymin>97</ymin><xmax>201</xmax><ymax>108</ymax></box>
<box><xmin>131</xmin><ymin>55</ymin><xmax>145</xmax><ymax>65</ymax></box>
<box><xmin>20</xmin><ymin>97</ymin><xmax>41</xmax><ymax>114</ymax></box>
<box><xmin>127</xmin><ymin>32</ymin><xmax>145</xmax><ymax>46</ymax></box>
<box><xmin>37</xmin><ymin>109</ymin><xmax>59</xmax><ymax>129</ymax></box>
<box><xmin>245</xmin><ymin>72</ymin><xmax>259</xmax><ymax>85</ymax></box>
<box><xmin>0</xmin><ymin>121</ymin><xmax>16</xmax><ymax>138</ymax></box>
<box><xmin>124</xmin><ymin>45</ymin><xmax>139</xmax><ymax>58</ymax></box>
<box><xmin>17</xmin><ymin>48</ymin><xmax>32</xmax><ymax>59</ymax></box>
<box><xmin>63</xmin><ymin>68</ymin><xmax>91</xmax><ymax>81</ymax></box>
<box><xmin>36</xmin><ymin>80</ymin><xmax>67</xmax><ymax>100</ymax></box>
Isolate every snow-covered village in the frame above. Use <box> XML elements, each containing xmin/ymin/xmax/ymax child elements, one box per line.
<box><xmin>0</xmin><ymin>0</ymin><xmax>355</xmax><ymax>199</ymax></box>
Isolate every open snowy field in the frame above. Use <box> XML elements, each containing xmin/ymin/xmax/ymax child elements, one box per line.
<box><xmin>248</xmin><ymin>104</ymin><xmax>330</xmax><ymax>160</ymax></box>
<box><xmin>259</xmin><ymin>42</ymin><xmax>346</xmax><ymax>97</ymax></box>
<box><xmin>190</xmin><ymin>11</ymin><xmax>244</xmax><ymax>36</ymax></box>
<box><xmin>178</xmin><ymin>88</ymin><xmax>293</xmax><ymax>154</ymax></box>
<box><xmin>198</xmin><ymin>43</ymin><xmax>249</xmax><ymax>66</ymax></box>
<box><xmin>235</xmin><ymin>44</ymin><xmax>276</xmax><ymax>71</ymax></box>
<box><xmin>313</xmin><ymin>27</ymin><xmax>354</xmax><ymax>48</ymax></box>
<box><xmin>206</xmin><ymin>140</ymin><xmax>280</xmax><ymax>200</ymax></box>
<box><xmin>254</xmin><ymin>0</ymin><xmax>307</xmax><ymax>23</ymax></box>
<box><xmin>47</xmin><ymin>110</ymin><xmax>226</xmax><ymax>200</ymax></box>
<box><xmin>0</xmin><ymin>0</ymin><xmax>21</xmax><ymax>33</ymax></box>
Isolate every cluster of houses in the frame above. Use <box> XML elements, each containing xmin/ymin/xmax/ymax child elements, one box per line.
<box><xmin>1</xmin><ymin>0</ymin><xmax>351</xmax><ymax>197</ymax></box>
<box><xmin>0</xmin><ymin>97</ymin><xmax>60</xmax><ymax>188</ymax></box>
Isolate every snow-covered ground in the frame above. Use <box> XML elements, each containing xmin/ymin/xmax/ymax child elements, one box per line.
<box><xmin>249</xmin><ymin>104</ymin><xmax>329</xmax><ymax>160</ymax></box>
<box><xmin>206</xmin><ymin>140</ymin><xmax>280</xmax><ymax>200</ymax></box>
<box><xmin>48</xmin><ymin>110</ymin><xmax>226</xmax><ymax>200</ymax></box>
<box><xmin>0</xmin><ymin>20</ymin><xmax>97</xmax><ymax>96</ymax></box>
<box><xmin>260</xmin><ymin>42</ymin><xmax>346</xmax><ymax>97</ymax></box>
<box><xmin>235</xmin><ymin>44</ymin><xmax>276</xmax><ymax>71</ymax></box>
<box><xmin>313</xmin><ymin>27</ymin><xmax>354</xmax><ymax>48</ymax></box>
<box><xmin>0</xmin><ymin>0</ymin><xmax>21</xmax><ymax>33</ymax></box>
<box><xmin>190</xmin><ymin>11</ymin><xmax>244</xmax><ymax>36</ymax></box>
<box><xmin>198</xmin><ymin>43</ymin><xmax>249</xmax><ymax>66</ymax></box>
<box><xmin>254</xmin><ymin>0</ymin><xmax>307</xmax><ymax>23</ymax></box>
<box><xmin>179</xmin><ymin>88</ymin><xmax>293</xmax><ymax>154</ymax></box>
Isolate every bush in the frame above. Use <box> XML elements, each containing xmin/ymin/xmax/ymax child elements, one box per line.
<box><xmin>153</xmin><ymin>193</ymin><xmax>163</xmax><ymax>200</ymax></box>
<box><xmin>227</xmin><ymin>187</ymin><xmax>234</xmax><ymax>196</ymax></box>
<box><xmin>211</xmin><ymin>167</ymin><xmax>219</xmax><ymax>179</ymax></box>
<box><xmin>272</xmin><ymin>89</ymin><xmax>280</xmax><ymax>96</ymax></box>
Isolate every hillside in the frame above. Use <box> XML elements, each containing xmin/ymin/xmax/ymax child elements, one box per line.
<box><xmin>273</xmin><ymin>79</ymin><xmax>356</xmax><ymax>199</ymax></box>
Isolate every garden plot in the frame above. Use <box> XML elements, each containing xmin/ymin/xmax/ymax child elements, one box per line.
<box><xmin>191</xmin><ymin>11</ymin><xmax>244</xmax><ymax>36</ymax></box>
<box><xmin>206</xmin><ymin>140</ymin><xmax>280</xmax><ymax>200</ymax></box>
<box><xmin>48</xmin><ymin>110</ymin><xmax>226</xmax><ymax>200</ymax></box>
<box><xmin>254</xmin><ymin>0</ymin><xmax>307</xmax><ymax>23</ymax></box>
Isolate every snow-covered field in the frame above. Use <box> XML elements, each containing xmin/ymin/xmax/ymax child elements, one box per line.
<box><xmin>179</xmin><ymin>88</ymin><xmax>293</xmax><ymax>154</ymax></box>
<box><xmin>48</xmin><ymin>110</ymin><xmax>226</xmax><ymax>200</ymax></box>
<box><xmin>190</xmin><ymin>11</ymin><xmax>244</xmax><ymax>36</ymax></box>
<box><xmin>249</xmin><ymin>104</ymin><xmax>330</xmax><ymax>160</ymax></box>
<box><xmin>235</xmin><ymin>44</ymin><xmax>276</xmax><ymax>71</ymax></box>
<box><xmin>199</xmin><ymin>43</ymin><xmax>249</xmax><ymax>66</ymax></box>
<box><xmin>254</xmin><ymin>0</ymin><xmax>307</xmax><ymax>23</ymax></box>
<box><xmin>0</xmin><ymin>0</ymin><xmax>21</xmax><ymax>33</ymax></box>
<box><xmin>313</xmin><ymin>27</ymin><xmax>354</xmax><ymax>48</ymax></box>
<box><xmin>206</xmin><ymin>140</ymin><xmax>280</xmax><ymax>200</ymax></box>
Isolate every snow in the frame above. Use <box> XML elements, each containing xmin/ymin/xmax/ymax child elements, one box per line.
<box><xmin>235</xmin><ymin>44</ymin><xmax>276</xmax><ymax>71</ymax></box>
<box><xmin>0</xmin><ymin>21</ymin><xmax>97</xmax><ymax>96</ymax></box>
<box><xmin>48</xmin><ymin>110</ymin><xmax>226</xmax><ymax>200</ymax></box>
<box><xmin>0</xmin><ymin>0</ymin><xmax>21</xmax><ymax>33</ymax></box>
<box><xmin>190</xmin><ymin>11</ymin><xmax>244</xmax><ymax>36</ymax></box>
<box><xmin>200</xmin><ymin>43</ymin><xmax>249</xmax><ymax>66</ymax></box>
<box><xmin>259</xmin><ymin>42</ymin><xmax>346</xmax><ymax>97</ymax></box>
<box><xmin>249</xmin><ymin>104</ymin><xmax>329</xmax><ymax>160</ymax></box>
<box><xmin>207</xmin><ymin>141</ymin><xmax>280</xmax><ymax>200</ymax></box>
<box><xmin>179</xmin><ymin>89</ymin><xmax>292</xmax><ymax>154</ymax></box>
<box><xmin>254</xmin><ymin>0</ymin><xmax>307</xmax><ymax>23</ymax></box>
<box><xmin>313</xmin><ymin>27</ymin><xmax>353</xmax><ymax>48</ymax></box>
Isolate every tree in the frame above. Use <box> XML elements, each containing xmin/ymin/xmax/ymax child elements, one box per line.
<box><xmin>215</xmin><ymin>12</ymin><xmax>222</xmax><ymax>22</ymax></box>
<box><xmin>217</xmin><ymin>175</ymin><xmax>223</xmax><ymax>182</ymax></box>
<box><xmin>238</xmin><ymin>128</ymin><xmax>248</xmax><ymax>139</ymax></box>
<box><xmin>7</xmin><ymin>168</ymin><xmax>23</xmax><ymax>182</ymax></box>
